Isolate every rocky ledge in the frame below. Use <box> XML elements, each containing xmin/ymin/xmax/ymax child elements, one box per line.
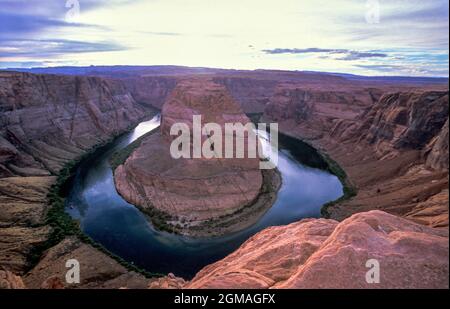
<box><xmin>150</xmin><ymin>210</ymin><xmax>448</xmax><ymax>289</ymax></box>
<box><xmin>114</xmin><ymin>79</ymin><xmax>281</xmax><ymax>236</ymax></box>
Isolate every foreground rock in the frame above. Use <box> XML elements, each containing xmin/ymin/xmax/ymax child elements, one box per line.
<box><xmin>114</xmin><ymin>79</ymin><xmax>280</xmax><ymax>236</ymax></box>
<box><xmin>185</xmin><ymin>210</ymin><xmax>448</xmax><ymax>289</ymax></box>
<box><xmin>148</xmin><ymin>273</ymin><xmax>186</xmax><ymax>289</ymax></box>
<box><xmin>0</xmin><ymin>270</ymin><xmax>25</xmax><ymax>289</ymax></box>
<box><xmin>24</xmin><ymin>237</ymin><xmax>150</xmax><ymax>289</ymax></box>
<box><xmin>0</xmin><ymin>176</ymin><xmax>54</xmax><ymax>272</ymax></box>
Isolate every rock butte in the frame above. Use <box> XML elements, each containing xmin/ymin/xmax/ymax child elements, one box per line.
<box><xmin>114</xmin><ymin>78</ymin><xmax>279</xmax><ymax>235</ymax></box>
<box><xmin>0</xmin><ymin>67</ymin><xmax>448</xmax><ymax>289</ymax></box>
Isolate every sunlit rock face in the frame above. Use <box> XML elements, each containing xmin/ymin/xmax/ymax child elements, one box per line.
<box><xmin>185</xmin><ymin>210</ymin><xmax>449</xmax><ymax>289</ymax></box>
<box><xmin>0</xmin><ymin>270</ymin><xmax>25</xmax><ymax>289</ymax></box>
<box><xmin>114</xmin><ymin>79</ymin><xmax>265</xmax><ymax>232</ymax></box>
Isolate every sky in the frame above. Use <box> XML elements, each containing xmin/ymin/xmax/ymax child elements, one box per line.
<box><xmin>0</xmin><ymin>0</ymin><xmax>448</xmax><ymax>76</ymax></box>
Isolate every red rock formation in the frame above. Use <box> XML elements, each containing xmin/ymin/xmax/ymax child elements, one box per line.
<box><xmin>40</xmin><ymin>276</ymin><xmax>65</xmax><ymax>289</ymax></box>
<box><xmin>186</xmin><ymin>211</ymin><xmax>448</xmax><ymax>289</ymax></box>
<box><xmin>0</xmin><ymin>69</ymin><xmax>448</xmax><ymax>289</ymax></box>
<box><xmin>355</xmin><ymin>91</ymin><xmax>449</xmax><ymax>159</ymax></box>
<box><xmin>114</xmin><ymin>79</ymin><xmax>278</xmax><ymax>235</ymax></box>
<box><xmin>148</xmin><ymin>273</ymin><xmax>186</xmax><ymax>289</ymax></box>
<box><xmin>426</xmin><ymin>119</ymin><xmax>449</xmax><ymax>170</ymax></box>
<box><xmin>0</xmin><ymin>269</ymin><xmax>25</xmax><ymax>289</ymax></box>
<box><xmin>263</xmin><ymin>85</ymin><xmax>449</xmax><ymax>227</ymax></box>
<box><xmin>0</xmin><ymin>71</ymin><xmax>153</xmax><ymax>276</ymax></box>
<box><xmin>121</xmin><ymin>76</ymin><xmax>178</xmax><ymax>109</ymax></box>
<box><xmin>212</xmin><ymin>76</ymin><xmax>278</xmax><ymax>113</ymax></box>
<box><xmin>24</xmin><ymin>237</ymin><xmax>149</xmax><ymax>289</ymax></box>
<box><xmin>0</xmin><ymin>71</ymin><xmax>148</xmax><ymax>176</ymax></box>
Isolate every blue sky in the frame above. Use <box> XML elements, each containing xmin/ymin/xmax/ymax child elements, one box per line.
<box><xmin>0</xmin><ymin>0</ymin><xmax>448</xmax><ymax>76</ymax></box>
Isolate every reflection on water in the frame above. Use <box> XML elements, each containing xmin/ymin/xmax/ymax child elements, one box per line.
<box><xmin>66</xmin><ymin>114</ymin><xmax>343</xmax><ymax>279</ymax></box>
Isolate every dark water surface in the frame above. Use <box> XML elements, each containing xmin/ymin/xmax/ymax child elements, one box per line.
<box><xmin>66</xmin><ymin>115</ymin><xmax>343</xmax><ymax>278</ymax></box>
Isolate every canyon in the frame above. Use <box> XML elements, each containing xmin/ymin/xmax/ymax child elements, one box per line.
<box><xmin>113</xmin><ymin>78</ymin><xmax>281</xmax><ymax>236</ymax></box>
<box><xmin>0</xmin><ymin>66</ymin><xmax>448</xmax><ymax>288</ymax></box>
<box><xmin>263</xmin><ymin>87</ymin><xmax>449</xmax><ymax>227</ymax></box>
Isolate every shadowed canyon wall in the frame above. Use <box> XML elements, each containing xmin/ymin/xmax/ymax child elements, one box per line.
<box><xmin>263</xmin><ymin>84</ymin><xmax>449</xmax><ymax>228</ymax></box>
<box><xmin>0</xmin><ymin>71</ymin><xmax>154</xmax><ymax>280</ymax></box>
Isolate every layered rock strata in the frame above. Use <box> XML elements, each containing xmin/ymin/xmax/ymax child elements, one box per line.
<box><xmin>263</xmin><ymin>87</ymin><xmax>449</xmax><ymax>228</ymax></box>
<box><xmin>114</xmin><ymin>79</ymin><xmax>280</xmax><ymax>235</ymax></box>
<box><xmin>0</xmin><ymin>71</ymin><xmax>153</xmax><ymax>281</ymax></box>
<box><xmin>0</xmin><ymin>69</ymin><xmax>448</xmax><ymax>289</ymax></box>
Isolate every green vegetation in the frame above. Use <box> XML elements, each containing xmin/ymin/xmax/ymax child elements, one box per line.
<box><xmin>109</xmin><ymin>127</ymin><xmax>158</xmax><ymax>171</ymax></box>
<box><xmin>247</xmin><ymin>113</ymin><xmax>357</xmax><ymax>220</ymax></box>
<box><xmin>246</xmin><ymin>112</ymin><xmax>263</xmax><ymax>123</ymax></box>
<box><xmin>138</xmin><ymin>206</ymin><xmax>180</xmax><ymax>234</ymax></box>
<box><xmin>28</xmin><ymin>116</ymin><xmax>164</xmax><ymax>278</ymax></box>
<box><xmin>319</xmin><ymin>151</ymin><xmax>358</xmax><ymax>218</ymax></box>
<box><xmin>108</xmin><ymin>125</ymin><xmax>182</xmax><ymax>234</ymax></box>
<box><xmin>273</xmin><ymin>131</ymin><xmax>357</xmax><ymax>218</ymax></box>
<box><xmin>284</xmin><ymin>137</ymin><xmax>358</xmax><ymax>218</ymax></box>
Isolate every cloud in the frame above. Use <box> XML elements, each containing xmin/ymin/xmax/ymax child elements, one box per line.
<box><xmin>354</xmin><ymin>64</ymin><xmax>449</xmax><ymax>76</ymax></box>
<box><xmin>0</xmin><ymin>61</ymin><xmax>48</xmax><ymax>69</ymax></box>
<box><xmin>0</xmin><ymin>12</ymin><xmax>105</xmax><ymax>39</ymax></box>
<box><xmin>139</xmin><ymin>31</ymin><xmax>183</xmax><ymax>36</ymax></box>
<box><xmin>0</xmin><ymin>0</ymin><xmax>447</xmax><ymax>77</ymax></box>
<box><xmin>0</xmin><ymin>1</ymin><xmax>134</xmax><ymax>60</ymax></box>
<box><xmin>0</xmin><ymin>39</ymin><xmax>126</xmax><ymax>58</ymax></box>
<box><xmin>0</xmin><ymin>0</ymin><xmax>141</xmax><ymax>16</ymax></box>
<box><xmin>381</xmin><ymin>1</ymin><xmax>449</xmax><ymax>24</ymax></box>
<box><xmin>0</xmin><ymin>1</ymin><xmax>141</xmax><ymax>40</ymax></box>
<box><xmin>262</xmin><ymin>48</ymin><xmax>388</xmax><ymax>60</ymax></box>
<box><xmin>340</xmin><ymin>0</ymin><xmax>449</xmax><ymax>49</ymax></box>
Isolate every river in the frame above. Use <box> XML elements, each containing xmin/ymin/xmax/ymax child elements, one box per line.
<box><xmin>65</xmin><ymin>114</ymin><xmax>343</xmax><ymax>279</ymax></box>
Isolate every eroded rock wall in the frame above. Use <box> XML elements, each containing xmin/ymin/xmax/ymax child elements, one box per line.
<box><xmin>263</xmin><ymin>85</ymin><xmax>449</xmax><ymax>227</ymax></box>
<box><xmin>0</xmin><ymin>71</ymin><xmax>153</xmax><ymax>278</ymax></box>
<box><xmin>0</xmin><ymin>71</ymin><xmax>148</xmax><ymax>176</ymax></box>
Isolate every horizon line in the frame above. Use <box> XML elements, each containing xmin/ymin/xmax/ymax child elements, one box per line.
<box><xmin>1</xmin><ymin>64</ymin><xmax>449</xmax><ymax>80</ymax></box>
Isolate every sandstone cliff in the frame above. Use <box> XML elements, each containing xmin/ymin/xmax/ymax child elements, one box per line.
<box><xmin>263</xmin><ymin>85</ymin><xmax>449</xmax><ymax>228</ymax></box>
<box><xmin>1</xmin><ymin>69</ymin><xmax>448</xmax><ymax>290</ymax></box>
<box><xmin>0</xmin><ymin>71</ymin><xmax>153</xmax><ymax>280</ymax></box>
<box><xmin>0</xmin><ymin>71</ymin><xmax>148</xmax><ymax>176</ymax></box>
<box><xmin>121</xmin><ymin>76</ymin><xmax>178</xmax><ymax>109</ymax></box>
<box><xmin>426</xmin><ymin>118</ymin><xmax>449</xmax><ymax>171</ymax></box>
<box><xmin>0</xmin><ymin>269</ymin><xmax>25</xmax><ymax>289</ymax></box>
<box><xmin>355</xmin><ymin>91</ymin><xmax>449</xmax><ymax>159</ymax></box>
<box><xmin>23</xmin><ymin>237</ymin><xmax>149</xmax><ymax>289</ymax></box>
